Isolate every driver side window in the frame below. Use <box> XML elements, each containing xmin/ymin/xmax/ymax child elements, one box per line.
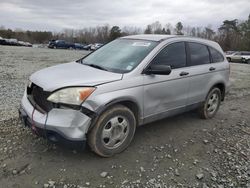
<box><xmin>151</xmin><ymin>42</ymin><xmax>186</xmax><ymax>69</ymax></box>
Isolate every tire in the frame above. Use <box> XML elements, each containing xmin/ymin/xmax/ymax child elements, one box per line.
<box><xmin>198</xmin><ymin>87</ymin><xmax>221</xmax><ymax>119</ymax></box>
<box><xmin>227</xmin><ymin>57</ymin><xmax>231</xmax><ymax>62</ymax></box>
<box><xmin>88</xmin><ymin>105</ymin><xmax>136</xmax><ymax>157</ymax></box>
<box><xmin>247</xmin><ymin>59</ymin><xmax>250</xmax><ymax>64</ymax></box>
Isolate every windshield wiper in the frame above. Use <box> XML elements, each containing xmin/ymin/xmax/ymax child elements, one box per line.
<box><xmin>84</xmin><ymin>63</ymin><xmax>108</xmax><ymax>71</ymax></box>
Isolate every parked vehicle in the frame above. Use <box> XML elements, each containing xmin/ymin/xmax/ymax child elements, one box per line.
<box><xmin>0</xmin><ymin>37</ymin><xmax>7</xmax><ymax>45</ymax></box>
<box><xmin>226</xmin><ymin>51</ymin><xmax>250</xmax><ymax>64</ymax></box>
<box><xmin>74</xmin><ymin>43</ymin><xmax>87</xmax><ymax>50</ymax></box>
<box><xmin>19</xmin><ymin>35</ymin><xmax>230</xmax><ymax>157</ymax></box>
<box><xmin>24</xmin><ymin>42</ymin><xmax>32</xmax><ymax>47</ymax></box>
<box><xmin>5</xmin><ymin>38</ymin><xmax>18</xmax><ymax>46</ymax></box>
<box><xmin>83</xmin><ymin>44</ymin><xmax>92</xmax><ymax>51</ymax></box>
<box><xmin>48</xmin><ymin>40</ymin><xmax>75</xmax><ymax>49</ymax></box>
<box><xmin>90</xmin><ymin>43</ymin><xmax>103</xmax><ymax>51</ymax></box>
<box><xmin>0</xmin><ymin>37</ymin><xmax>32</xmax><ymax>47</ymax></box>
<box><xmin>224</xmin><ymin>51</ymin><xmax>235</xmax><ymax>55</ymax></box>
<box><xmin>17</xmin><ymin>41</ymin><xmax>32</xmax><ymax>47</ymax></box>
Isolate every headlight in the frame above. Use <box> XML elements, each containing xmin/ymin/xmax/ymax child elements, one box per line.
<box><xmin>47</xmin><ymin>87</ymin><xmax>95</xmax><ymax>105</ymax></box>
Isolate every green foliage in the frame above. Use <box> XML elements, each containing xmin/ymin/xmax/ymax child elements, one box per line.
<box><xmin>219</xmin><ymin>19</ymin><xmax>238</xmax><ymax>32</ymax></box>
<box><xmin>217</xmin><ymin>15</ymin><xmax>250</xmax><ymax>51</ymax></box>
<box><xmin>166</xmin><ymin>28</ymin><xmax>171</xmax><ymax>35</ymax></box>
<box><xmin>144</xmin><ymin>25</ymin><xmax>152</xmax><ymax>34</ymax></box>
<box><xmin>238</xmin><ymin>14</ymin><xmax>250</xmax><ymax>50</ymax></box>
<box><xmin>175</xmin><ymin>22</ymin><xmax>183</xmax><ymax>35</ymax></box>
<box><xmin>109</xmin><ymin>26</ymin><xmax>122</xmax><ymax>41</ymax></box>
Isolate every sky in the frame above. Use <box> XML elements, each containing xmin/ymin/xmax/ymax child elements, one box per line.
<box><xmin>0</xmin><ymin>0</ymin><xmax>249</xmax><ymax>31</ymax></box>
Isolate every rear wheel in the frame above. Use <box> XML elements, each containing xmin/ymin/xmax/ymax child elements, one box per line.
<box><xmin>88</xmin><ymin>105</ymin><xmax>136</xmax><ymax>157</ymax></box>
<box><xmin>198</xmin><ymin>88</ymin><xmax>221</xmax><ymax>119</ymax></box>
<box><xmin>227</xmin><ymin>57</ymin><xmax>231</xmax><ymax>62</ymax></box>
<box><xmin>247</xmin><ymin>59</ymin><xmax>250</xmax><ymax>64</ymax></box>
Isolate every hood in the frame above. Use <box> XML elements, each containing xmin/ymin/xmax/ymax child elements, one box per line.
<box><xmin>30</xmin><ymin>62</ymin><xmax>122</xmax><ymax>91</ymax></box>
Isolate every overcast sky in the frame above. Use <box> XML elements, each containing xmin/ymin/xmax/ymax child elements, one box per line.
<box><xmin>0</xmin><ymin>0</ymin><xmax>249</xmax><ymax>31</ymax></box>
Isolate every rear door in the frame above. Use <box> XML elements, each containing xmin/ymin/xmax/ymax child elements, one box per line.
<box><xmin>143</xmin><ymin>42</ymin><xmax>190</xmax><ymax>120</ymax></box>
<box><xmin>186</xmin><ymin>42</ymin><xmax>224</xmax><ymax>105</ymax></box>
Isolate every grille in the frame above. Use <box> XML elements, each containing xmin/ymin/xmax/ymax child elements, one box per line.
<box><xmin>27</xmin><ymin>83</ymin><xmax>53</xmax><ymax>113</ymax></box>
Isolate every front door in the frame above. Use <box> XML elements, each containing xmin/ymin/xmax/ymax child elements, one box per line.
<box><xmin>143</xmin><ymin>42</ymin><xmax>190</xmax><ymax>120</ymax></box>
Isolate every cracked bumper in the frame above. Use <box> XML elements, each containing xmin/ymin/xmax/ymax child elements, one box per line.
<box><xmin>19</xmin><ymin>93</ymin><xmax>92</xmax><ymax>142</ymax></box>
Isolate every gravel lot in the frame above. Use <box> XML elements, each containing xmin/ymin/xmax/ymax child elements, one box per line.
<box><xmin>0</xmin><ymin>45</ymin><xmax>250</xmax><ymax>188</ymax></box>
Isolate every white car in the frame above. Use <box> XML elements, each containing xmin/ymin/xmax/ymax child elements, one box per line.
<box><xmin>226</xmin><ymin>51</ymin><xmax>250</xmax><ymax>64</ymax></box>
<box><xmin>90</xmin><ymin>43</ymin><xmax>103</xmax><ymax>51</ymax></box>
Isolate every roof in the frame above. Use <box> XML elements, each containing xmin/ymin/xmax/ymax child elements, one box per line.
<box><xmin>121</xmin><ymin>34</ymin><xmax>177</xmax><ymax>42</ymax></box>
<box><xmin>121</xmin><ymin>34</ymin><xmax>220</xmax><ymax>49</ymax></box>
<box><xmin>122</xmin><ymin>34</ymin><xmax>223</xmax><ymax>54</ymax></box>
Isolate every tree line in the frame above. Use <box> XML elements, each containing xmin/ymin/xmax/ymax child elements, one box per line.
<box><xmin>0</xmin><ymin>14</ymin><xmax>249</xmax><ymax>51</ymax></box>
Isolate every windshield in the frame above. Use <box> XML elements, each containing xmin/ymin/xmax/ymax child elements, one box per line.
<box><xmin>81</xmin><ymin>39</ymin><xmax>158</xmax><ymax>73</ymax></box>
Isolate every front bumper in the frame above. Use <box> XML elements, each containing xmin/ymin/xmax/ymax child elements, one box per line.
<box><xmin>19</xmin><ymin>93</ymin><xmax>92</xmax><ymax>143</ymax></box>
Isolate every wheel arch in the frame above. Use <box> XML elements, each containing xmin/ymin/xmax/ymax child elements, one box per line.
<box><xmin>210</xmin><ymin>82</ymin><xmax>226</xmax><ymax>101</ymax></box>
<box><xmin>88</xmin><ymin>97</ymin><xmax>142</xmax><ymax>132</ymax></box>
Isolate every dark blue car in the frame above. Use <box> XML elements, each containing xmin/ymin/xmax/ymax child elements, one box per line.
<box><xmin>48</xmin><ymin>40</ymin><xmax>75</xmax><ymax>49</ymax></box>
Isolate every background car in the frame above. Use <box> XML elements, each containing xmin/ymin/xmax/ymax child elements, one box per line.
<box><xmin>74</xmin><ymin>43</ymin><xmax>87</xmax><ymax>50</ymax></box>
<box><xmin>0</xmin><ymin>37</ymin><xmax>7</xmax><ymax>45</ymax></box>
<box><xmin>83</xmin><ymin>44</ymin><xmax>92</xmax><ymax>51</ymax></box>
<box><xmin>224</xmin><ymin>51</ymin><xmax>236</xmax><ymax>55</ymax></box>
<box><xmin>241</xmin><ymin>51</ymin><xmax>250</xmax><ymax>64</ymax></box>
<box><xmin>48</xmin><ymin>40</ymin><xmax>75</xmax><ymax>49</ymax></box>
<box><xmin>226</xmin><ymin>51</ymin><xmax>250</xmax><ymax>64</ymax></box>
<box><xmin>90</xmin><ymin>43</ymin><xmax>103</xmax><ymax>51</ymax></box>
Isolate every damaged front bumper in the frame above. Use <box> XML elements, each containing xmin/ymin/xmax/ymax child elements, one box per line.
<box><xmin>19</xmin><ymin>93</ymin><xmax>92</xmax><ymax>146</ymax></box>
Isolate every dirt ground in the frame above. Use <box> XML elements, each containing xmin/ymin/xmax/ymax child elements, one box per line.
<box><xmin>0</xmin><ymin>46</ymin><xmax>250</xmax><ymax>188</ymax></box>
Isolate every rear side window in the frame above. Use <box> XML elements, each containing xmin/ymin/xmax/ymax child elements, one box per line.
<box><xmin>151</xmin><ymin>42</ymin><xmax>186</xmax><ymax>69</ymax></box>
<box><xmin>188</xmin><ymin>42</ymin><xmax>210</xmax><ymax>66</ymax></box>
<box><xmin>209</xmin><ymin>47</ymin><xmax>224</xmax><ymax>63</ymax></box>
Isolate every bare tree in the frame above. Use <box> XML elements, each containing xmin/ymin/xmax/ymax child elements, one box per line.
<box><xmin>151</xmin><ymin>21</ymin><xmax>162</xmax><ymax>34</ymax></box>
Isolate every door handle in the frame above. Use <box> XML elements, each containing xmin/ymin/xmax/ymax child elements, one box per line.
<box><xmin>179</xmin><ymin>71</ymin><xmax>189</xmax><ymax>76</ymax></box>
<box><xmin>209</xmin><ymin>67</ymin><xmax>216</xmax><ymax>71</ymax></box>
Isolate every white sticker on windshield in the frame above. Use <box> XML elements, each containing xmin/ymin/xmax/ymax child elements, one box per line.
<box><xmin>132</xmin><ymin>42</ymin><xmax>151</xmax><ymax>47</ymax></box>
<box><xmin>126</xmin><ymin>65</ymin><xmax>133</xmax><ymax>70</ymax></box>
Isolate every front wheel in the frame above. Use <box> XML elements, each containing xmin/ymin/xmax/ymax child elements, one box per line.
<box><xmin>88</xmin><ymin>105</ymin><xmax>136</xmax><ymax>157</ymax></box>
<box><xmin>198</xmin><ymin>88</ymin><xmax>221</xmax><ymax>119</ymax></box>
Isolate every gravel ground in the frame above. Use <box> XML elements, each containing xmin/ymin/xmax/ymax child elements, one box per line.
<box><xmin>0</xmin><ymin>45</ymin><xmax>250</xmax><ymax>188</ymax></box>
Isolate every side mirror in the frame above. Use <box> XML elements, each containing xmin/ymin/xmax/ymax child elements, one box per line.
<box><xmin>144</xmin><ymin>64</ymin><xmax>172</xmax><ymax>75</ymax></box>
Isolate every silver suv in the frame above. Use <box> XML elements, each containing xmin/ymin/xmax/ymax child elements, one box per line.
<box><xmin>19</xmin><ymin>35</ymin><xmax>230</xmax><ymax>157</ymax></box>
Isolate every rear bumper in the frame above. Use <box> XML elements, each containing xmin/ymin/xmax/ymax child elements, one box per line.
<box><xmin>19</xmin><ymin>93</ymin><xmax>92</xmax><ymax>144</ymax></box>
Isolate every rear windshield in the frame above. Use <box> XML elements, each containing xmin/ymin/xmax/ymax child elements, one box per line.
<box><xmin>81</xmin><ymin>39</ymin><xmax>158</xmax><ymax>73</ymax></box>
